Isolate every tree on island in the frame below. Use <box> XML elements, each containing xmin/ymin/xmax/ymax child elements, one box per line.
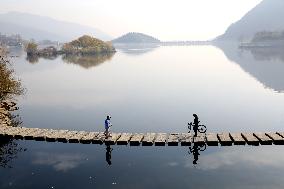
<box><xmin>25</xmin><ymin>42</ymin><xmax>38</xmax><ymax>55</ymax></box>
<box><xmin>62</xmin><ymin>35</ymin><xmax>115</xmax><ymax>55</ymax></box>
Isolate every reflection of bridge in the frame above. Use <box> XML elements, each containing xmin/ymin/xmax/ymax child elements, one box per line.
<box><xmin>1</xmin><ymin>125</ymin><xmax>284</xmax><ymax>146</ymax></box>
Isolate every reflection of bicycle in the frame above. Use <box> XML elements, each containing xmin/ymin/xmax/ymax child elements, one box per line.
<box><xmin>188</xmin><ymin>143</ymin><xmax>207</xmax><ymax>154</ymax></box>
<box><xmin>187</xmin><ymin>122</ymin><xmax>207</xmax><ymax>133</ymax></box>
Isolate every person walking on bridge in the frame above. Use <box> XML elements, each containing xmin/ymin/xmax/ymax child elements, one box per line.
<box><xmin>104</xmin><ymin>115</ymin><xmax>112</xmax><ymax>137</ymax></box>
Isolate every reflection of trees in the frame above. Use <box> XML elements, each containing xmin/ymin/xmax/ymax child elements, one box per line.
<box><xmin>0</xmin><ymin>104</ymin><xmax>24</xmax><ymax>168</ymax></box>
<box><xmin>62</xmin><ymin>53</ymin><xmax>115</xmax><ymax>69</ymax></box>
<box><xmin>0</xmin><ymin>137</ymin><xmax>26</xmax><ymax>168</ymax></box>
<box><xmin>248</xmin><ymin>47</ymin><xmax>284</xmax><ymax>62</ymax></box>
<box><xmin>26</xmin><ymin>54</ymin><xmax>58</xmax><ymax>64</ymax></box>
<box><xmin>0</xmin><ymin>47</ymin><xmax>26</xmax><ymax>168</ymax></box>
<box><xmin>26</xmin><ymin>54</ymin><xmax>39</xmax><ymax>64</ymax></box>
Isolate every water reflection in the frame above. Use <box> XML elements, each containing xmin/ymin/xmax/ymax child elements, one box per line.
<box><xmin>32</xmin><ymin>151</ymin><xmax>86</xmax><ymax>172</ymax></box>
<box><xmin>216</xmin><ymin>42</ymin><xmax>284</xmax><ymax>92</ymax></box>
<box><xmin>62</xmin><ymin>53</ymin><xmax>115</xmax><ymax>69</ymax></box>
<box><xmin>114</xmin><ymin>43</ymin><xmax>159</xmax><ymax>56</ymax></box>
<box><xmin>105</xmin><ymin>144</ymin><xmax>113</xmax><ymax>166</ymax></box>
<box><xmin>26</xmin><ymin>54</ymin><xmax>39</xmax><ymax>64</ymax></box>
<box><xmin>26</xmin><ymin>54</ymin><xmax>58</xmax><ymax>64</ymax></box>
<box><xmin>188</xmin><ymin>143</ymin><xmax>207</xmax><ymax>165</ymax></box>
<box><xmin>0</xmin><ymin>137</ymin><xmax>26</xmax><ymax>168</ymax></box>
<box><xmin>247</xmin><ymin>47</ymin><xmax>284</xmax><ymax>62</ymax></box>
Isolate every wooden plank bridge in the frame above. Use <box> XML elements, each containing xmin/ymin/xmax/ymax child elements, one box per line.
<box><xmin>1</xmin><ymin>125</ymin><xmax>284</xmax><ymax>146</ymax></box>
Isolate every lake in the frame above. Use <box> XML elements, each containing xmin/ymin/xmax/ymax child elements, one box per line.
<box><xmin>1</xmin><ymin>44</ymin><xmax>284</xmax><ymax>188</ymax></box>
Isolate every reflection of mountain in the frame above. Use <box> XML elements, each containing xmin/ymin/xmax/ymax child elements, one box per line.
<box><xmin>216</xmin><ymin>42</ymin><xmax>284</xmax><ymax>92</ymax></box>
<box><xmin>62</xmin><ymin>53</ymin><xmax>115</xmax><ymax>69</ymax></box>
<box><xmin>248</xmin><ymin>47</ymin><xmax>284</xmax><ymax>62</ymax></box>
<box><xmin>114</xmin><ymin>44</ymin><xmax>159</xmax><ymax>56</ymax></box>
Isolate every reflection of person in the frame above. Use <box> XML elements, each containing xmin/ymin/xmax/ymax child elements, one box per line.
<box><xmin>192</xmin><ymin>143</ymin><xmax>200</xmax><ymax>164</ymax></box>
<box><xmin>193</xmin><ymin>114</ymin><xmax>199</xmax><ymax>137</ymax></box>
<box><xmin>104</xmin><ymin>115</ymin><xmax>112</xmax><ymax>137</ymax></box>
<box><xmin>106</xmin><ymin>145</ymin><xmax>113</xmax><ymax>165</ymax></box>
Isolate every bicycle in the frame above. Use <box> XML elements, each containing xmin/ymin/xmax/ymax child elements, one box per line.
<box><xmin>187</xmin><ymin>122</ymin><xmax>207</xmax><ymax>134</ymax></box>
<box><xmin>188</xmin><ymin>143</ymin><xmax>207</xmax><ymax>154</ymax></box>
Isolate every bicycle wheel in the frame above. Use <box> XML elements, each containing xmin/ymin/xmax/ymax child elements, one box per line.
<box><xmin>198</xmin><ymin>125</ymin><xmax>207</xmax><ymax>133</ymax></box>
<box><xmin>188</xmin><ymin>147</ymin><xmax>193</xmax><ymax>154</ymax></box>
<box><xmin>198</xmin><ymin>143</ymin><xmax>207</xmax><ymax>152</ymax></box>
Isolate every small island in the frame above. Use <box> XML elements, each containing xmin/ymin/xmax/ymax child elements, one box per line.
<box><xmin>112</xmin><ymin>32</ymin><xmax>160</xmax><ymax>44</ymax></box>
<box><xmin>25</xmin><ymin>35</ymin><xmax>116</xmax><ymax>57</ymax></box>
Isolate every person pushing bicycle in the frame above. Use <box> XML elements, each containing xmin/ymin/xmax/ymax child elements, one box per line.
<box><xmin>192</xmin><ymin>114</ymin><xmax>199</xmax><ymax>137</ymax></box>
<box><xmin>188</xmin><ymin>114</ymin><xmax>205</xmax><ymax>137</ymax></box>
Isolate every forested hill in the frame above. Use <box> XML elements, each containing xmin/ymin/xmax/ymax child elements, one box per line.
<box><xmin>112</xmin><ymin>32</ymin><xmax>160</xmax><ymax>43</ymax></box>
<box><xmin>216</xmin><ymin>0</ymin><xmax>284</xmax><ymax>42</ymax></box>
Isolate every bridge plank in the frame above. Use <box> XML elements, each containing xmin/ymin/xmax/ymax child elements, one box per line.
<box><xmin>180</xmin><ymin>133</ymin><xmax>192</xmax><ymax>146</ymax></box>
<box><xmin>33</xmin><ymin>129</ymin><xmax>56</xmax><ymax>141</ymax></box>
<box><xmin>31</xmin><ymin>129</ymin><xmax>49</xmax><ymax>141</ymax></box>
<box><xmin>142</xmin><ymin>133</ymin><xmax>156</xmax><ymax>146</ymax></box>
<box><xmin>154</xmin><ymin>133</ymin><xmax>168</xmax><ymax>146</ymax></box>
<box><xmin>0</xmin><ymin>126</ymin><xmax>11</xmax><ymax>135</ymax></box>
<box><xmin>15</xmin><ymin>128</ymin><xmax>39</xmax><ymax>139</ymax></box>
<box><xmin>69</xmin><ymin>131</ymin><xmax>89</xmax><ymax>143</ymax></box>
<box><xmin>217</xmin><ymin>133</ymin><xmax>233</xmax><ymax>146</ymax></box>
<box><xmin>4</xmin><ymin>127</ymin><xmax>24</xmax><ymax>137</ymax></box>
<box><xmin>129</xmin><ymin>133</ymin><xmax>144</xmax><ymax>146</ymax></box>
<box><xmin>168</xmin><ymin>133</ymin><xmax>180</xmax><ymax>146</ymax></box>
<box><xmin>13</xmin><ymin>127</ymin><xmax>37</xmax><ymax>139</ymax></box>
<box><xmin>206</xmin><ymin>133</ymin><xmax>219</xmax><ymax>146</ymax></box>
<box><xmin>80</xmin><ymin>132</ymin><xmax>99</xmax><ymax>144</ymax></box>
<box><xmin>266</xmin><ymin>133</ymin><xmax>284</xmax><ymax>145</ymax></box>
<box><xmin>193</xmin><ymin>134</ymin><xmax>206</xmax><ymax>144</ymax></box>
<box><xmin>93</xmin><ymin>132</ymin><xmax>106</xmax><ymax>144</ymax></box>
<box><xmin>46</xmin><ymin>130</ymin><xmax>68</xmax><ymax>142</ymax></box>
<box><xmin>57</xmin><ymin>131</ymin><xmax>78</xmax><ymax>142</ymax></box>
<box><xmin>230</xmin><ymin>133</ymin><xmax>246</xmax><ymax>145</ymax></box>
<box><xmin>24</xmin><ymin>128</ymin><xmax>47</xmax><ymax>140</ymax></box>
<box><xmin>241</xmin><ymin>133</ymin><xmax>259</xmax><ymax>145</ymax></box>
<box><xmin>105</xmin><ymin>133</ymin><xmax>121</xmax><ymax>145</ymax></box>
<box><xmin>276</xmin><ymin>132</ymin><xmax>284</xmax><ymax>139</ymax></box>
<box><xmin>253</xmin><ymin>132</ymin><xmax>273</xmax><ymax>145</ymax></box>
<box><xmin>1</xmin><ymin>127</ymin><xmax>21</xmax><ymax>136</ymax></box>
<box><xmin>117</xmin><ymin>133</ymin><xmax>133</xmax><ymax>145</ymax></box>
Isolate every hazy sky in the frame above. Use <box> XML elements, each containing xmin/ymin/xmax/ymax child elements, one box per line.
<box><xmin>0</xmin><ymin>0</ymin><xmax>262</xmax><ymax>40</ymax></box>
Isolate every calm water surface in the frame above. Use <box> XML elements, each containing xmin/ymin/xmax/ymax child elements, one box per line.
<box><xmin>1</xmin><ymin>45</ymin><xmax>284</xmax><ymax>188</ymax></box>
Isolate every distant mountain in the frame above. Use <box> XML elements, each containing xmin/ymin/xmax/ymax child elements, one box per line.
<box><xmin>112</xmin><ymin>32</ymin><xmax>160</xmax><ymax>44</ymax></box>
<box><xmin>0</xmin><ymin>12</ymin><xmax>111</xmax><ymax>42</ymax></box>
<box><xmin>216</xmin><ymin>0</ymin><xmax>284</xmax><ymax>42</ymax></box>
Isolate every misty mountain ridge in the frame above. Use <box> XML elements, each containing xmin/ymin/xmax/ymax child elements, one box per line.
<box><xmin>112</xmin><ymin>32</ymin><xmax>160</xmax><ymax>44</ymax></box>
<box><xmin>216</xmin><ymin>0</ymin><xmax>284</xmax><ymax>42</ymax></box>
<box><xmin>0</xmin><ymin>12</ymin><xmax>111</xmax><ymax>42</ymax></box>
